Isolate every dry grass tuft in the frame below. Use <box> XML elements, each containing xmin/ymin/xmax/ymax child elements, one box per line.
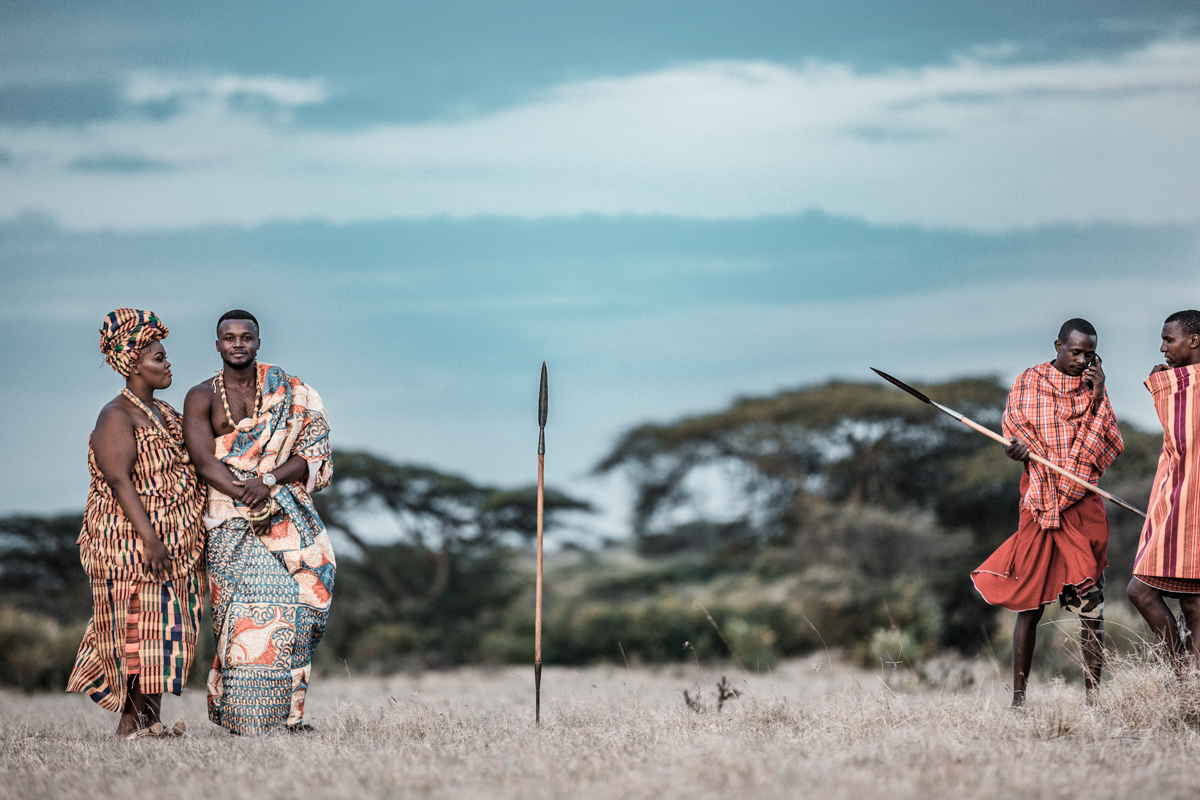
<box><xmin>3</xmin><ymin>654</ymin><xmax>1200</xmax><ymax>800</ymax></box>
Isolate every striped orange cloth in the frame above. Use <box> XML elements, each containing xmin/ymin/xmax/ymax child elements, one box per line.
<box><xmin>1133</xmin><ymin>364</ymin><xmax>1200</xmax><ymax>593</ymax></box>
<box><xmin>124</xmin><ymin>589</ymin><xmax>141</xmax><ymax>676</ymax></box>
<box><xmin>66</xmin><ymin>399</ymin><xmax>207</xmax><ymax>712</ymax></box>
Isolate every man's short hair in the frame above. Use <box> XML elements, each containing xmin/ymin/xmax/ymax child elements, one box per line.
<box><xmin>1057</xmin><ymin>318</ymin><xmax>1097</xmax><ymax>343</ymax></box>
<box><xmin>1166</xmin><ymin>310</ymin><xmax>1200</xmax><ymax>337</ymax></box>
<box><xmin>217</xmin><ymin>309</ymin><xmax>259</xmax><ymax>335</ymax></box>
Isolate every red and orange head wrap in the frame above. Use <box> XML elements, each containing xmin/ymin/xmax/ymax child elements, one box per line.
<box><xmin>99</xmin><ymin>308</ymin><xmax>170</xmax><ymax>377</ymax></box>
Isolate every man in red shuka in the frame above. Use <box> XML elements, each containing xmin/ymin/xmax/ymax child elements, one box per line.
<box><xmin>972</xmin><ymin>318</ymin><xmax>1123</xmax><ymax>707</ymax></box>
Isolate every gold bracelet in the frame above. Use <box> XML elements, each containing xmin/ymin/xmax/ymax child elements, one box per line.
<box><xmin>244</xmin><ymin>502</ymin><xmax>275</xmax><ymax>522</ymax></box>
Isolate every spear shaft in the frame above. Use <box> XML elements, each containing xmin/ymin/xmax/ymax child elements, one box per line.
<box><xmin>871</xmin><ymin>368</ymin><xmax>1146</xmax><ymax>518</ymax></box>
<box><xmin>535</xmin><ymin>361</ymin><xmax>548</xmax><ymax>725</ymax></box>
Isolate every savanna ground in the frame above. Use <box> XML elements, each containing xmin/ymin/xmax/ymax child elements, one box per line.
<box><xmin>4</xmin><ymin>637</ymin><xmax>1200</xmax><ymax>800</ymax></box>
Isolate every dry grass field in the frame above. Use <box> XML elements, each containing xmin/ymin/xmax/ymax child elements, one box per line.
<box><xmin>3</xmin><ymin>650</ymin><xmax>1200</xmax><ymax>800</ymax></box>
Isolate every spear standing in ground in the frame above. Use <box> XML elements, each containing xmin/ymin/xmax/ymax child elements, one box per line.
<box><xmin>535</xmin><ymin>361</ymin><xmax>548</xmax><ymax>725</ymax></box>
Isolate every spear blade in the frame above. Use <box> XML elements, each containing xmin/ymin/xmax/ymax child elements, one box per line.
<box><xmin>871</xmin><ymin>367</ymin><xmax>933</xmax><ymax>406</ymax></box>
<box><xmin>538</xmin><ymin>361</ymin><xmax>548</xmax><ymax>454</ymax></box>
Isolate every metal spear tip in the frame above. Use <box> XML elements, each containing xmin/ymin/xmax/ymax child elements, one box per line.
<box><xmin>870</xmin><ymin>368</ymin><xmax>933</xmax><ymax>405</ymax></box>
<box><xmin>538</xmin><ymin>361</ymin><xmax>548</xmax><ymax>429</ymax></box>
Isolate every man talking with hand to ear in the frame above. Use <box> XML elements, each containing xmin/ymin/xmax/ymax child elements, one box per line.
<box><xmin>972</xmin><ymin>318</ymin><xmax>1124</xmax><ymax>707</ymax></box>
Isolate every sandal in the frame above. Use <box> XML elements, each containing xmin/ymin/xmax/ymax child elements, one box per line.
<box><xmin>126</xmin><ymin>722</ymin><xmax>165</xmax><ymax>741</ymax></box>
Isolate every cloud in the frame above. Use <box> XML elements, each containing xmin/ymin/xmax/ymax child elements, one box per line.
<box><xmin>1</xmin><ymin>38</ymin><xmax>1198</xmax><ymax>231</ymax></box>
<box><xmin>69</xmin><ymin>153</ymin><xmax>173</xmax><ymax>173</ymax></box>
<box><xmin>123</xmin><ymin>73</ymin><xmax>329</xmax><ymax>108</ymax></box>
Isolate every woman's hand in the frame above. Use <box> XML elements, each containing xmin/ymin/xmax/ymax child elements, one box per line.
<box><xmin>141</xmin><ymin>535</ymin><xmax>173</xmax><ymax>581</ymax></box>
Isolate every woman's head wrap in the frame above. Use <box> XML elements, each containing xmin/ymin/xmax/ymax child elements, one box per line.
<box><xmin>99</xmin><ymin>308</ymin><xmax>170</xmax><ymax>377</ymax></box>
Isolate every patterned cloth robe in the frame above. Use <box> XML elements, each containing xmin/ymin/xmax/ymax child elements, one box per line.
<box><xmin>66</xmin><ymin>400</ymin><xmax>207</xmax><ymax>711</ymax></box>
<box><xmin>205</xmin><ymin>363</ymin><xmax>335</xmax><ymax>734</ymax></box>
<box><xmin>1133</xmin><ymin>364</ymin><xmax>1200</xmax><ymax>594</ymax></box>
<box><xmin>971</xmin><ymin>362</ymin><xmax>1124</xmax><ymax>614</ymax></box>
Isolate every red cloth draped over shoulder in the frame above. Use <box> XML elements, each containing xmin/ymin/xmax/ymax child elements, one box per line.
<box><xmin>972</xmin><ymin>472</ymin><xmax>1109</xmax><ymax>612</ymax></box>
<box><xmin>1002</xmin><ymin>362</ymin><xmax>1123</xmax><ymax>531</ymax></box>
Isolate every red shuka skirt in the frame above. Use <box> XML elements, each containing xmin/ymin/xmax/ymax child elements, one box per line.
<box><xmin>971</xmin><ymin>473</ymin><xmax>1109</xmax><ymax>613</ymax></box>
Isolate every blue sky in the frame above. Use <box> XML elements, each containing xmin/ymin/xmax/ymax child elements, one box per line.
<box><xmin>2</xmin><ymin>2</ymin><xmax>1198</xmax><ymax>539</ymax></box>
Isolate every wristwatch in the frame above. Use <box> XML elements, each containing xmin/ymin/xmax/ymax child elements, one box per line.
<box><xmin>261</xmin><ymin>472</ymin><xmax>277</xmax><ymax>488</ymax></box>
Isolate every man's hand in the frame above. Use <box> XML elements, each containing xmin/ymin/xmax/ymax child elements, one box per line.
<box><xmin>235</xmin><ymin>476</ymin><xmax>272</xmax><ymax>509</ymax></box>
<box><xmin>1150</xmin><ymin>364</ymin><xmax>1171</xmax><ymax>375</ymax></box>
<box><xmin>1005</xmin><ymin>438</ymin><xmax>1030</xmax><ymax>463</ymax></box>
<box><xmin>142</xmin><ymin>536</ymin><xmax>172</xmax><ymax>581</ymax></box>
<box><xmin>250</xmin><ymin>517</ymin><xmax>273</xmax><ymax>536</ymax></box>
<box><xmin>1083</xmin><ymin>358</ymin><xmax>1106</xmax><ymax>403</ymax></box>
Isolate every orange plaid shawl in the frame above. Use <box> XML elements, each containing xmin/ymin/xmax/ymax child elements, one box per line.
<box><xmin>1002</xmin><ymin>362</ymin><xmax>1124</xmax><ymax>530</ymax></box>
<box><xmin>1133</xmin><ymin>364</ymin><xmax>1200</xmax><ymax>581</ymax></box>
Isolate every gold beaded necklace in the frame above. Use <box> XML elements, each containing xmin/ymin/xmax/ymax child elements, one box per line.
<box><xmin>217</xmin><ymin>364</ymin><xmax>260</xmax><ymax>433</ymax></box>
<box><xmin>120</xmin><ymin>389</ymin><xmax>190</xmax><ymax>463</ymax></box>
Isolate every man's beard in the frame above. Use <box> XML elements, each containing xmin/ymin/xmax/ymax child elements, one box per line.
<box><xmin>222</xmin><ymin>353</ymin><xmax>256</xmax><ymax>370</ymax></box>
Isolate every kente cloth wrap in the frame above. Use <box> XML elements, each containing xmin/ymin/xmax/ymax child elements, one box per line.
<box><xmin>66</xmin><ymin>399</ymin><xmax>207</xmax><ymax>711</ymax></box>
<box><xmin>972</xmin><ymin>472</ymin><xmax>1109</xmax><ymax>615</ymax></box>
<box><xmin>1133</xmin><ymin>364</ymin><xmax>1200</xmax><ymax>593</ymax></box>
<box><xmin>205</xmin><ymin>363</ymin><xmax>335</xmax><ymax>735</ymax></box>
<box><xmin>1002</xmin><ymin>362</ymin><xmax>1124</xmax><ymax>530</ymax></box>
<box><xmin>99</xmin><ymin>308</ymin><xmax>169</xmax><ymax>377</ymax></box>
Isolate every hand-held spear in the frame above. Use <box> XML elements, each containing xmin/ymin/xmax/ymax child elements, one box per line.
<box><xmin>871</xmin><ymin>368</ymin><xmax>1146</xmax><ymax>518</ymax></box>
<box><xmin>535</xmin><ymin>361</ymin><xmax>548</xmax><ymax>725</ymax></box>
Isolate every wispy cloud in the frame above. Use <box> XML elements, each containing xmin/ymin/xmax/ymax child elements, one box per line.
<box><xmin>1</xmin><ymin>38</ymin><xmax>1198</xmax><ymax>231</ymax></box>
<box><xmin>123</xmin><ymin>73</ymin><xmax>329</xmax><ymax>108</ymax></box>
<box><xmin>69</xmin><ymin>153</ymin><xmax>173</xmax><ymax>173</ymax></box>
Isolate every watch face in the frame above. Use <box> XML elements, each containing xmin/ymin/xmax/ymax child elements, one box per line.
<box><xmin>262</xmin><ymin>473</ymin><xmax>276</xmax><ymax>487</ymax></box>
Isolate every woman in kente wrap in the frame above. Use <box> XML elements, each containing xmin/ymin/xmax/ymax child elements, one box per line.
<box><xmin>67</xmin><ymin>309</ymin><xmax>207</xmax><ymax>739</ymax></box>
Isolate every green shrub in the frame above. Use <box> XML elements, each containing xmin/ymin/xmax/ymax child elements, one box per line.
<box><xmin>0</xmin><ymin>605</ymin><xmax>85</xmax><ymax>691</ymax></box>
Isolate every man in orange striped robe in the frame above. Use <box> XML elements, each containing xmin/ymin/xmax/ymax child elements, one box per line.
<box><xmin>971</xmin><ymin>318</ymin><xmax>1123</xmax><ymax>706</ymax></box>
<box><xmin>1129</xmin><ymin>310</ymin><xmax>1200</xmax><ymax>666</ymax></box>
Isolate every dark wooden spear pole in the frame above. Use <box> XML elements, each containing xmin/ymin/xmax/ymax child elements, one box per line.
<box><xmin>871</xmin><ymin>368</ymin><xmax>1146</xmax><ymax>518</ymax></box>
<box><xmin>535</xmin><ymin>361</ymin><xmax>548</xmax><ymax>725</ymax></box>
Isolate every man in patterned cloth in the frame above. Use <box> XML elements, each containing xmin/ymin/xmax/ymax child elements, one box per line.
<box><xmin>1128</xmin><ymin>310</ymin><xmax>1200</xmax><ymax>667</ymax></box>
<box><xmin>183</xmin><ymin>309</ymin><xmax>335</xmax><ymax>734</ymax></box>
<box><xmin>972</xmin><ymin>318</ymin><xmax>1124</xmax><ymax>706</ymax></box>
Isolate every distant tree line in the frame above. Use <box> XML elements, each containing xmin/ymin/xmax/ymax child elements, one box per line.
<box><xmin>593</xmin><ymin>376</ymin><xmax>1160</xmax><ymax>656</ymax></box>
<box><xmin>0</xmin><ymin>377</ymin><xmax>1164</xmax><ymax>689</ymax></box>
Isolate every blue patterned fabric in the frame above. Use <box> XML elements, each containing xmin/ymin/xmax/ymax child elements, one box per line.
<box><xmin>205</xmin><ymin>363</ymin><xmax>334</xmax><ymax>735</ymax></box>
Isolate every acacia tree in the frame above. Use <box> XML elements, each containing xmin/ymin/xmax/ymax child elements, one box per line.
<box><xmin>594</xmin><ymin>377</ymin><xmax>1024</xmax><ymax>651</ymax></box>
<box><xmin>595</xmin><ymin>377</ymin><xmax>1014</xmax><ymax>540</ymax></box>
<box><xmin>312</xmin><ymin>449</ymin><xmax>591</xmax><ymax>665</ymax></box>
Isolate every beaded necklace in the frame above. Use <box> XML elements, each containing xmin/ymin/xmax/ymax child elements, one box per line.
<box><xmin>217</xmin><ymin>365</ymin><xmax>260</xmax><ymax>433</ymax></box>
<box><xmin>120</xmin><ymin>389</ymin><xmax>190</xmax><ymax>463</ymax></box>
